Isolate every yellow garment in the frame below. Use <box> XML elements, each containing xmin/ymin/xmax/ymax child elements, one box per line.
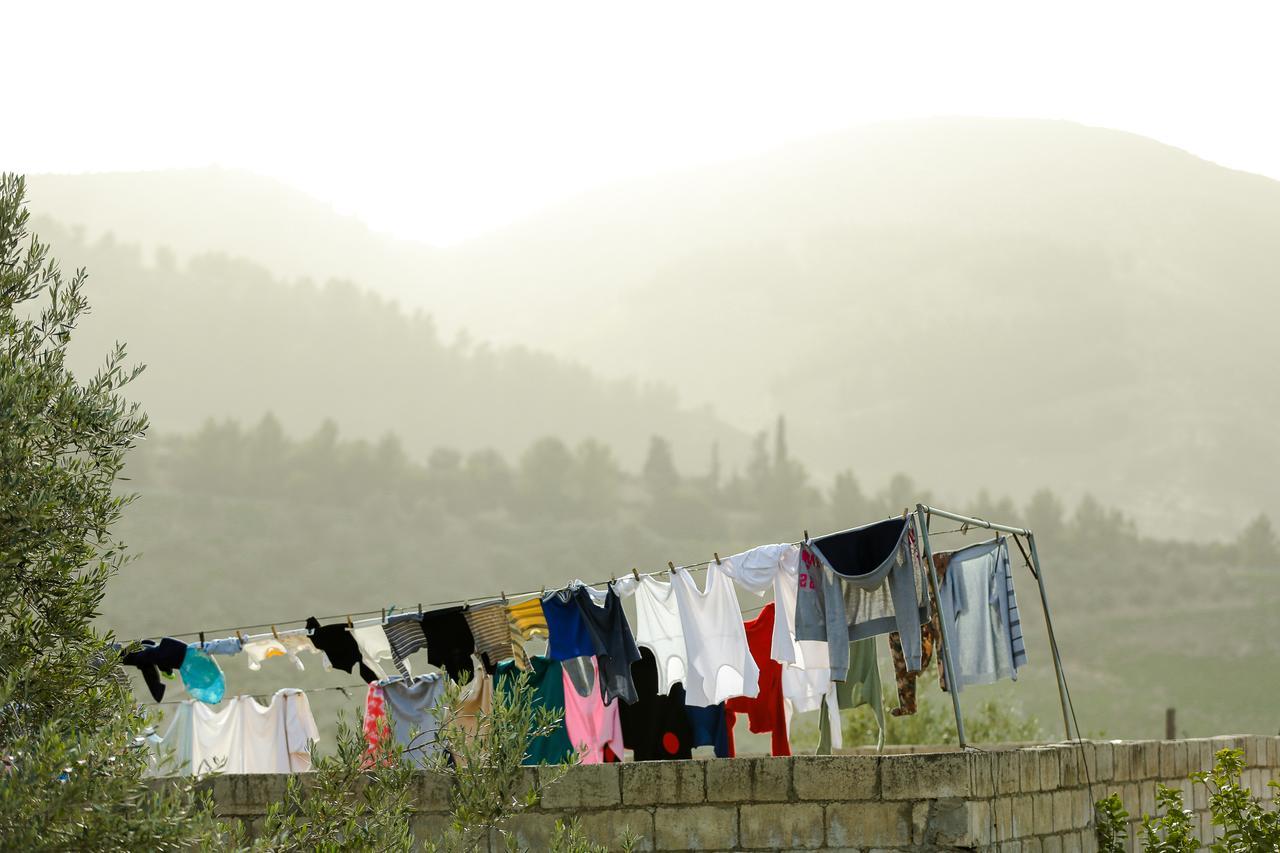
<box><xmin>507</xmin><ymin>597</ymin><xmax>548</xmax><ymax>640</ymax></box>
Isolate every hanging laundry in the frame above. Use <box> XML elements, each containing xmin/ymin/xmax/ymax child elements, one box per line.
<box><xmin>889</xmin><ymin>551</ymin><xmax>951</xmax><ymax>714</ymax></box>
<box><xmin>178</xmin><ymin>646</ymin><xmax>225</xmax><ymax>705</ymax></box>
<box><xmin>305</xmin><ymin>617</ymin><xmax>379</xmax><ymax>683</ymax></box>
<box><xmin>994</xmin><ymin>538</ymin><xmax>1028</xmax><ymax>673</ymax></box>
<box><xmin>121</xmin><ymin>637</ymin><xmax>188</xmax><ymax>702</ymax></box>
<box><xmin>495</xmin><ymin>656</ymin><xmax>574</xmax><ymax>766</ymax></box>
<box><xmin>381</xmin><ymin>613</ymin><xmax>428</xmax><ymax>678</ymax></box>
<box><xmin>444</xmin><ymin>655</ymin><xmax>493</xmax><ymax>765</ymax></box>
<box><xmin>721</xmin><ymin>543</ymin><xmax>832</xmax><ymax>712</ymax></box>
<box><xmin>816</xmin><ymin>638</ymin><xmax>885</xmax><ymax>754</ymax></box>
<box><xmin>792</xmin><ymin>545</ymin><xmax>852</xmax><ymax>682</ymax></box>
<box><xmin>619</xmin><ymin>647</ymin><xmax>694</xmax><ymax>761</ymax></box>
<box><xmin>419</xmin><ymin>606</ymin><xmax>477</xmax><ymax>681</ymax></box>
<box><xmin>937</xmin><ymin>538</ymin><xmax>1019</xmax><ymax>691</ymax></box>
<box><xmin>242</xmin><ymin>637</ymin><xmax>304</xmax><ymax>671</ymax></box>
<box><xmin>379</xmin><ymin>673</ymin><xmax>448</xmax><ymax>768</ymax></box>
<box><xmin>615</xmin><ymin>575</ymin><xmax>688</xmax><ymax>695</ymax></box>
<box><xmin>507</xmin><ymin>597</ymin><xmax>548</xmax><ymax>640</ymax></box>
<box><xmin>541</xmin><ymin>584</ymin><xmax>599</xmax><ymax>661</ymax></box>
<box><xmin>724</xmin><ymin>603</ymin><xmax>790</xmax><ymax>757</ymax></box>
<box><xmin>573</xmin><ymin>583</ymin><xmax>641</xmax><ymax>705</ymax></box>
<box><xmin>193</xmin><ymin>637</ymin><xmax>242</xmax><ymax>656</ymax></box>
<box><xmin>671</xmin><ymin>564</ymin><xmax>760</xmax><ymax>707</ymax></box>
<box><xmin>561</xmin><ymin>657</ymin><xmax>623</xmax><ymax>763</ymax></box>
<box><xmin>363</xmin><ymin>683</ymin><xmax>390</xmax><ymax>766</ymax></box>
<box><xmin>154</xmin><ymin>689</ymin><xmax>319</xmax><ymax>776</ymax></box>
<box><xmin>351</xmin><ymin>624</ymin><xmax>396</xmax><ymax>679</ymax></box>
<box><xmin>464</xmin><ymin>600</ymin><xmax>522</xmax><ymax>672</ymax></box>
<box><xmin>685</xmin><ymin>702</ymin><xmax>733</xmax><ymax>758</ymax></box>
<box><xmin>797</xmin><ymin>517</ymin><xmax>930</xmax><ymax>674</ymax></box>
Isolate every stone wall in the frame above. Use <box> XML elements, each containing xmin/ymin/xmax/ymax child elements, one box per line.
<box><xmin>203</xmin><ymin>736</ymin><xmax>1280</xmax><ymax>851</ymax></box>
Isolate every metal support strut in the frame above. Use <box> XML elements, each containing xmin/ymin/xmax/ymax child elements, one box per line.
<box><xmin>915</xmin><ymin>503</ymin><xmax>967</xmax><ymax>748</ymax></box>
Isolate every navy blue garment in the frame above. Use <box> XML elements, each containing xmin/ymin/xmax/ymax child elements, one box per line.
<box><xmin>121</xmin><ymin>637</ymin><xmax>188</xmax><ymax>702</ymax></box>
<box><xmin>686</xmin><ymin>702</ymin><xmax>732</xmax><ymax>758</ymax></box>
<box><xmin>573</xmin><ymin>584</ymin><xmax>641</xmax><ymax>705</ymax></box>
<box><xmin>541</xmin><ymin>588</ymin><xmax>596</xmax><ymax>660</ymax></box>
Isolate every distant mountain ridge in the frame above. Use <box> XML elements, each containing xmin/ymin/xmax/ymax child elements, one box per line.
<box><xmin>25</xmin><ymin>118</ymin><xmax>1280</xmax><ymax>537</ymax></box>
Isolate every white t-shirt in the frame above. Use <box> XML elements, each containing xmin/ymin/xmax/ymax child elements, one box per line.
<box><xmin>351</xmin><ymin>625</ymin><xmax>394</xmax><ymax>679</ymax></box>
<box><xmin>721</xmin><ymin>543</ymin><xmax>832</xmax><ymax>713</ymax></box>
<box><xmin>156</xmin><ymin>689</ymin><xmax>319</xmax><ymax>776</ymax></box>
<box><xmin>616</xmin><ymin>575</ymin><xmax>687</xmax><ymax>694</ymax></box>
<box><xmin>671</xmin><ymin>564</ymin><xmax>759</xmax><ymax>706</ymax></box>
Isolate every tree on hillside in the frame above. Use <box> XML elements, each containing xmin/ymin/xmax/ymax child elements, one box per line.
<box><xmin>1235</xmin><ymin>513</ymin><xmax>1279</xmax><ymax>567</ymax></box>
<box><xmin>0</xmin><ymin>173</ymin><xmax>228</xmax><ymax>847</ymax></box>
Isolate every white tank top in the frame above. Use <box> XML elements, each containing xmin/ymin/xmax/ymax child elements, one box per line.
<box><xmin>621</xmin><ymin>575</ymin><xmax>688</xmax><ymax>694</ymax></box>
<box><xmin>671</xmin><ymin>563</ymin><xmax>760</xmax><ymax>706</ymax></box>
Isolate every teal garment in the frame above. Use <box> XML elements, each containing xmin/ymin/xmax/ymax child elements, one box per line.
<box><xmin>179</xmin><ymin>646</ymin><xmax>225</xmax><ymax>705</ymax></box>
<box><xmin>496</xmin><ymin>655</ymin><xmax>574</xmax><ymax>766</ymax></box>
<box><xmin>817</xmin><ymin>637</ymin><xmax>884</xmax><ymax>754</ymax></box>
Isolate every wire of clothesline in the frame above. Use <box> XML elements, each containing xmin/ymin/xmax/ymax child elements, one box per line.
<box><xmin>134</xmin><ymin>534</ymin><xmax>818</xmax><ymax>645</ymax></box>
<box><xmin>143</xmin><ymin>682</ymin><xmax>367</xmax><ymax>708</ymax></box>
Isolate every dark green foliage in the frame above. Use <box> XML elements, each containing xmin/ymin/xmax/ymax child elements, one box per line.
<box><xmin>1096</xmin><ymin>793</ymin><xmax>1130</xmax><ymax>853</ymax></box>
<box><xmin>0</xmin><ymin>172</ymin><xmax>229</xmax><ymax>848</ymax></box>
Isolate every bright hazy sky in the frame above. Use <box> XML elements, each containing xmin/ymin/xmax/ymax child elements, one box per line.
<box><xmin>8</xmin><ymin>1</ymin><xmax>1280</xmax><ymax>245</ymax></box>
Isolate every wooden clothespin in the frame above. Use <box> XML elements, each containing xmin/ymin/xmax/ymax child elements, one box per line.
<box><xmin>668</xmin><ymin>561</ymin><xmax>676</xmax><ymax>574</ymax></box>
<box><xmin>714</xmin><ymin>552</ymin><xmax>721</xmax><ymax>566</ymax></box>
<box><xmin>381</xmin><ymin>608</ymin><xmax>386</xmax><ymax>624</ymax></box>
<box><xmin>540</xmin><ymin>584</ymin><xmax>546</xmax><ymax>596</ymax></box>
<box><xmin>199</xmin><ymin>631</ymin><xmax>205</xmax><ymax>646</ymax></box>
<box><xmin>803</xmin><ymin>530</ymin><xmax>809</xmax><ymax>542</ymax></box>
<box><xmin>631</xmin><ymin>567</ymin><xmax>640</xmax><ymax>581</ymax></box>
<box><xmin>271</xmin><ymin>625</ymin><xmax>280</xmax><ymax>640</ymax></box>
<box><xmin>501</xmin><ymin>590</ymin><xmax>508</xmax><ymax>604</ymax></box>
<box><xmin>417</xmin><ymin>603</ymin><xmax>423</xmax><ymax>616</ymax></box>
<box><xmin>345</xmin><ymin>614</ymin><xmax>353</xmax><ymax>629</ymax></box>
<box><xmin>902</xmin><ymin>507</ymin><xmax>909</xmax><ymax>519</ymax></box>
<box><xmin>236</xmin><ymin>629</ymin><xmax>245</xmax><ymax>644</ymax></box>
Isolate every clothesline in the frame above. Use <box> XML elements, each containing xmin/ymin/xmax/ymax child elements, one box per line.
<box><xmin>144</xmin><ymin>682</ymin><xmax>368</xmax><ymax>707</ymax></box>
<box><xmin>132</xmin><ymin>516</ymin><xmax>999</xmax><ymax>647</ymax></box>
<box><xmin>136</xmin><ymin>542</ymin><xmax>810</xmax><ymax>646</ymax></box>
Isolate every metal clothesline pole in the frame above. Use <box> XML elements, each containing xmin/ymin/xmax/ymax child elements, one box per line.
<box><xmin>1027</xmin><ymin>531</ymin><xmax>1076</xmax><ymax>741</ymax></box>
<box><xmin>915</xmin><ymin>503</ymin><xmax>967</xmax><ymax>748</ymax></box>
<box><xmin>918</xmin><ymin>504</ymin><xmax>1074</xmax><ymax>743</ymax></box>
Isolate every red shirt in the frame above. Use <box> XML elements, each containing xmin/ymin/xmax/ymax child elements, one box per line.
<box><xmin>724</xmin><ymin>602</ymin><xmax>791</xmax><ymax>756</ymax></box>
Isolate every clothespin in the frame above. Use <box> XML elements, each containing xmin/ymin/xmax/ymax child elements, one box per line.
<box><xmin>540</xmin><ymin>584</ymin><xmax>546</xmax><ymax>596</ymax></box>
<box><xmin>668</xmin><ymin>561</ymin><xmax>676</xmax><ymax>574</ymax></box>
<box><xmin>271</xmin><ymin>625</ymin><xmax>280</xmax><ymax>640</ymax></box>
<box><xmin>902</xmin><ymin>507</ymin><xmax>909</xmax><ymax>519</ymax></box>
<box><xmin>199</xmin><ymin>631</ymin><xmax>205</xmax><ymax>646</ymax></box>
<box><xmin>631</xmin><ymin>567</ymin><xmax>640</xmax><ymax>581</ymax></box>
<box><xmin>417</xmin><ymin>603</ymin><xmax>423</xmax><ymax>616</ymax></box>
<box><xmin>803</xmin><ymin>530</ymin><xmax>809</xmax><ymax>542</ymax></box>
<box><xmin>714</xmin><ymin>552</ymin><xmax>721</xmax><ymax>566</ymax></box>
<box><xmin>236</xmin><ymin>629</ymin><xmax>244</xmax><ymax>644</ymax></box>
<box><xmin>611</xmin><ymin>573</ymin><xmax>617</xmax><ymax>585</ymax></box>
<box><xmin>345</xmin><ymin>614</ymin><xmax>353</xmax><ymax>629</ymax></box>
<box><xmin>381</xmin><ymin>608</ymin><xmax>386</xmax><ymax>624</ymax></box>
<box><xmin>501</xmin><ymin>590</ymin><xmax>508</xmax><ymax>604</ymax></box>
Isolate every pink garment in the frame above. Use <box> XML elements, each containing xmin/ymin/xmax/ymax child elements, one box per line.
<box><xmin>561</xmin><ymin>658</ymin><xmax>623</xmax><ymax>764</ymax></box>
<box><xmin>363</xmin><ymin>683</ymin><xmax>389</xmax><ymax>767</ymax></box>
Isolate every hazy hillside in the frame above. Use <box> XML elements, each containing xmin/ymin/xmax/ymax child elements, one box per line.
<box><xmin>27</xmin><ymin>118</ymin><xmax>1280</xmax><ymax>536</ymax></box>
<box><xmin>31</xmin><ymin>219</ymin><xmax>746</xmax><ymax>469</ymax></box>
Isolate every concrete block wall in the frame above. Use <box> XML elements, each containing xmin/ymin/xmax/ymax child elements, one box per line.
<box><xmin>199</xmin><ymin>736</ymin><xmax>1280</xmax><ymax>851</ymax></box>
